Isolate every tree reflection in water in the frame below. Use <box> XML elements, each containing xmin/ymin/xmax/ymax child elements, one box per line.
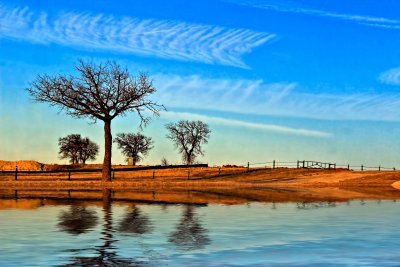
<box><xmin>168</xmin><ymin>205</ymin><xmax>210</xmax><ymax>251</ymax></box>
<box><xmin>118</xmin><ymin>206</ymin><xmax>153</xmax><ymax>235</ymax></box>
<box><xmin>58</xmin><ymin>189</ymin><xmax>148</xmax><ymax>267</ymax></box>
<box><xmin>57</xmin><ymin>206</ymin><xmax>98</xmax><ymax>235</ymax></box>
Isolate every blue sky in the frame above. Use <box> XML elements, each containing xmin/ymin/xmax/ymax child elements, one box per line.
<box><xmin>1</xmin><ymin>0</ymin><xmax>400</xmax><ymax>166</ymax></box>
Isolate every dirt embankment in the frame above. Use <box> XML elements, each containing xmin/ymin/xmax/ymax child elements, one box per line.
<box><xmin>0</xmin><ymin>160</ymin><xmax>44</xmax><ymax>171</ymax></box>
<box><xmin>0</xmin><ymin>160</ymin><xmax>105</xmax><ymax>171</ymax></box>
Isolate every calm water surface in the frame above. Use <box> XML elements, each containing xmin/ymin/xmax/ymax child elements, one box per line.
<box><xmin>0</xmin><ymin>199</ymin><xmax>399</xmax><ymax>266</ymax></box>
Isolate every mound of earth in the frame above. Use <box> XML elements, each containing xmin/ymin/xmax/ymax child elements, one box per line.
<box><xmin>0</xmin><ymin>161</ymin><xmax>105</xmax><ymax>171</ymax></box>
<box><xmin>0</xmin><ymin>160</ymin><xmax>44</xmax><ymax>171</ymax></box>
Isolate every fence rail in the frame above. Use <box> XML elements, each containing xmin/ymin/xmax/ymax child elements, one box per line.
<box><xmin>0</xmin><ymin>164</ymin><xmax>208</xmax><ymax>181</ymax></box>
<box><xmin>243</xmin><ymin>160</ymin><xmax>398</xmax><ymax>172</ymax></box>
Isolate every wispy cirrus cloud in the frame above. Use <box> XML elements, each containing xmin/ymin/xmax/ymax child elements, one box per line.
<box><xmin>379</xmin><ymin>67</ymin><xmax>400</xmax><ymax>86</ymax></box>
<box><xmin>154</xmin><ymin>74</ymin><xmax>297</xmax><ymax>109</ymax></box>
<box><xmin>161</xmin><ymin>111</ymin><xmax>331</xmax><ymax>138</ymax></box>
<box><xmin>224</xmin><ymin>0</ymin><xmax>400</xmax><ymax>30</ymax></box>
<box><xmin>154</xmin><ymin>74</ymin><xmax>400</xmax><ymax>121</ymax></box>
<box><xmin>0</xmin><ymin>3</ymin><xmax>274</xmax><ymax>68</ymax></box>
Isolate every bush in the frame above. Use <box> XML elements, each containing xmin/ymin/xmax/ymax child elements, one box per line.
<box><xmin>161</xmin><ymin>157</ymin><xmax>169</xmax><ymax>166</ymax></box>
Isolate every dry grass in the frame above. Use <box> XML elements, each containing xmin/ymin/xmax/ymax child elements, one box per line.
<box><xmin>2</xmin><ymin>167</ymin><xmax>400</xmax><ymax>203</ymax></box>
<box><xmin>0</xmin><ymin>166</ymin><xmax>245</xmax><ymax>181</ymax></box>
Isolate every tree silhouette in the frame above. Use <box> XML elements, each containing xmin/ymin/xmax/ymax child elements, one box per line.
<box><xmin>28</xmin><ymin>60</ymin><xmax>163</xmax><ymax>181</ymax></box>
<box><xmin>78</xmin><ymin>137</ymin><xmax>99</xmax><ymax>164</ymax></box>
<box><xmin>168</xmin><ymin>205</ymin><xmax>210</xmax><ymax>250</ymax></box>
<box><xmin>58</xmin><ymin>134</ymin><xmax>82</xmax><ymax>164</ymax></box>
<box><xmin>166</xmin><ymin>120</ymin><xmax>211</xmax><ymax>165</ymax></box>
<box><xmin>58</xmin><ymin>134</ymin><xmax>99</xmax><ymax>164</ymax></box>
<box><xmin>114</xmin><ymin>133</ymin><xmax>153</xmax><ymax>165</ymax></box>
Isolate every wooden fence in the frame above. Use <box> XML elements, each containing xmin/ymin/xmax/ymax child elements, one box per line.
<box><xmin>245</xmin><ymin>160</ymin><xmax>398</xmax><ymax>172</ymax></box>
<box><xmin>1</xmin><ymin>160</ymin><xmax>398</xmax><ymax>182</ymax></box>
<box><xmin>0</xmin><ymin>164</ymin><xmax>208</xmax><ymax>181</ymax></box>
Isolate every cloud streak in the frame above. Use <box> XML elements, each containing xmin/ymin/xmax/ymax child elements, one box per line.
<box><xmin>224</xmin><ymin>0</ymin><xmax>400</xmax><ymax>30</ymax></box>
<box><xmin>0</xmin><ymin>3</ymin><xmax>274</xmax><ymax>67</ymax></box>
<box><xmin>379</xmin><ymin>67</ymin><xmax>400</xmax><ymax>86</ymax></box>
<box><xmin>154</xmin><ymin>74</ymin><xmax>400</xmax><ymax>121</ymax></box>
<box><xmin>162</xmin><ymin>111</ymin><xmax>331</xmax><ymax>138</ymax></box>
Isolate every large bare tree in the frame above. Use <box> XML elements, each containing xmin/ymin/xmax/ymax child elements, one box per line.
<box><xmin>166</xmin><ymin>120</ymin><xmax>211</xmax><ymax>165</ymax></box>
<box><xmin>114</xmin><ymin>132</ymin><xmax>153</xmax><ymax>166</ymax></box>
<box><xmin>28</xmin><ymin>60</ymin><xmax>163</xmax><ymax>181</ymax></box>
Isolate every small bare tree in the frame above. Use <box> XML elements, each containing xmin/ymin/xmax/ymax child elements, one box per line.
<box><xmin>114</xmin><ymin>133</ymin><xmax>153</xmax><ymax>165</ymax></box>
<box><xmin>58</xmin><ymin>134</ymin><xmax>82</xmax><ymax>164</ymax></box>
<box><xmin>79</xmin><ymin>137</ymin><xmax>99</xmax><ymax>164</ymax></box>
<box><xmin>28</xmin><ymin>60</ymin><xmax>163</xmax><ymax>181</ymax></box>
<box><xmin>58</xmin><ymin>134</ymin><xmax>99</xmax><ymax>164</ymax></box>
<box><xmin>161</xmin><ymin>157</ymin><xmax>169</xmax><ymax>166</ymax></box>
<box><xmin>166</xmin><ymin>120</ymin><xmax>211</xmax><ymax>165</ymax></box>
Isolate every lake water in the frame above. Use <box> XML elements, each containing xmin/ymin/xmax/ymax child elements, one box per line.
<box><xmin>1</xmin><ymin>197</ymin><xmax>400</xmax><ymax>266</ymax></box>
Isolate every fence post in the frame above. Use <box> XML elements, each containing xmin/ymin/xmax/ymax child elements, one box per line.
<box><xmin>394</xmin><ymin>167</ymin><xmax>396</xmax><ymax>171</ymax></box>
<box><xmin>218</xmin><ymin>167</ymin><xmax>221</xmax><ymax>176</ymax></box>
<box><xmin>68</xmin><ymin>171</ymin><xmax>71</xmax><ymax>180</ymax></box>
<box><xmin>303</xmin><ymin>160</ymin><xmax>305</xmax><ymax>168</ymax></box>
<box><xmin>112</xmin><ymin>168</ymin><xmax>115</xmax><ymax>180</ymax></box>
<box><xmin>247</xmin><ymin>162</ymin><xmax>250</xmax><ymax>172</ymax></box>
<box><xmin>273</xmin><ymin>160</ymin><xmax>276</xmax><ymax>169</ymax></box>
<box><xmin>347</xmin><ymin>164</ymin><xmax>350</xmax><ymax>170</ymax></box>
<box><xmin>361</xmin><ymin>165</ymin><xmax>364</xmax><ymax>171</ymax></box>
<box><xmin>379</xmin><ymin>165</ymin><xmax>381</xmax><ymax>172</ymax></box>
<box><xmin>297</xmin><ymin>160</ymin><xmax>299</xmax><ymax>168</ymax></box>
<box><xmin>153</xmin><ymin>171</ymin><xmax>155</xmax><ymax>179</ymax></box>
<box><xmin>15</xmin><ymin>166</ymin><xmax>18</xmax><ymax>181</ymax></box>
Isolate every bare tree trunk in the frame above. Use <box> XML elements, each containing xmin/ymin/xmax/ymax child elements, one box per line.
<box><xmin>102</xmin><ymin>188</ymin><xmax>112</xmax><ymax>209</ymax></box>
<box><xmin>186</xmin><ymin>149</ymin><xmax>194</xmax><ymax>165</ymax></box>
<box><xmin>102</xmin><ymin>120</ymin><xmax>112</xmax><ymax>182</ymax></box>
